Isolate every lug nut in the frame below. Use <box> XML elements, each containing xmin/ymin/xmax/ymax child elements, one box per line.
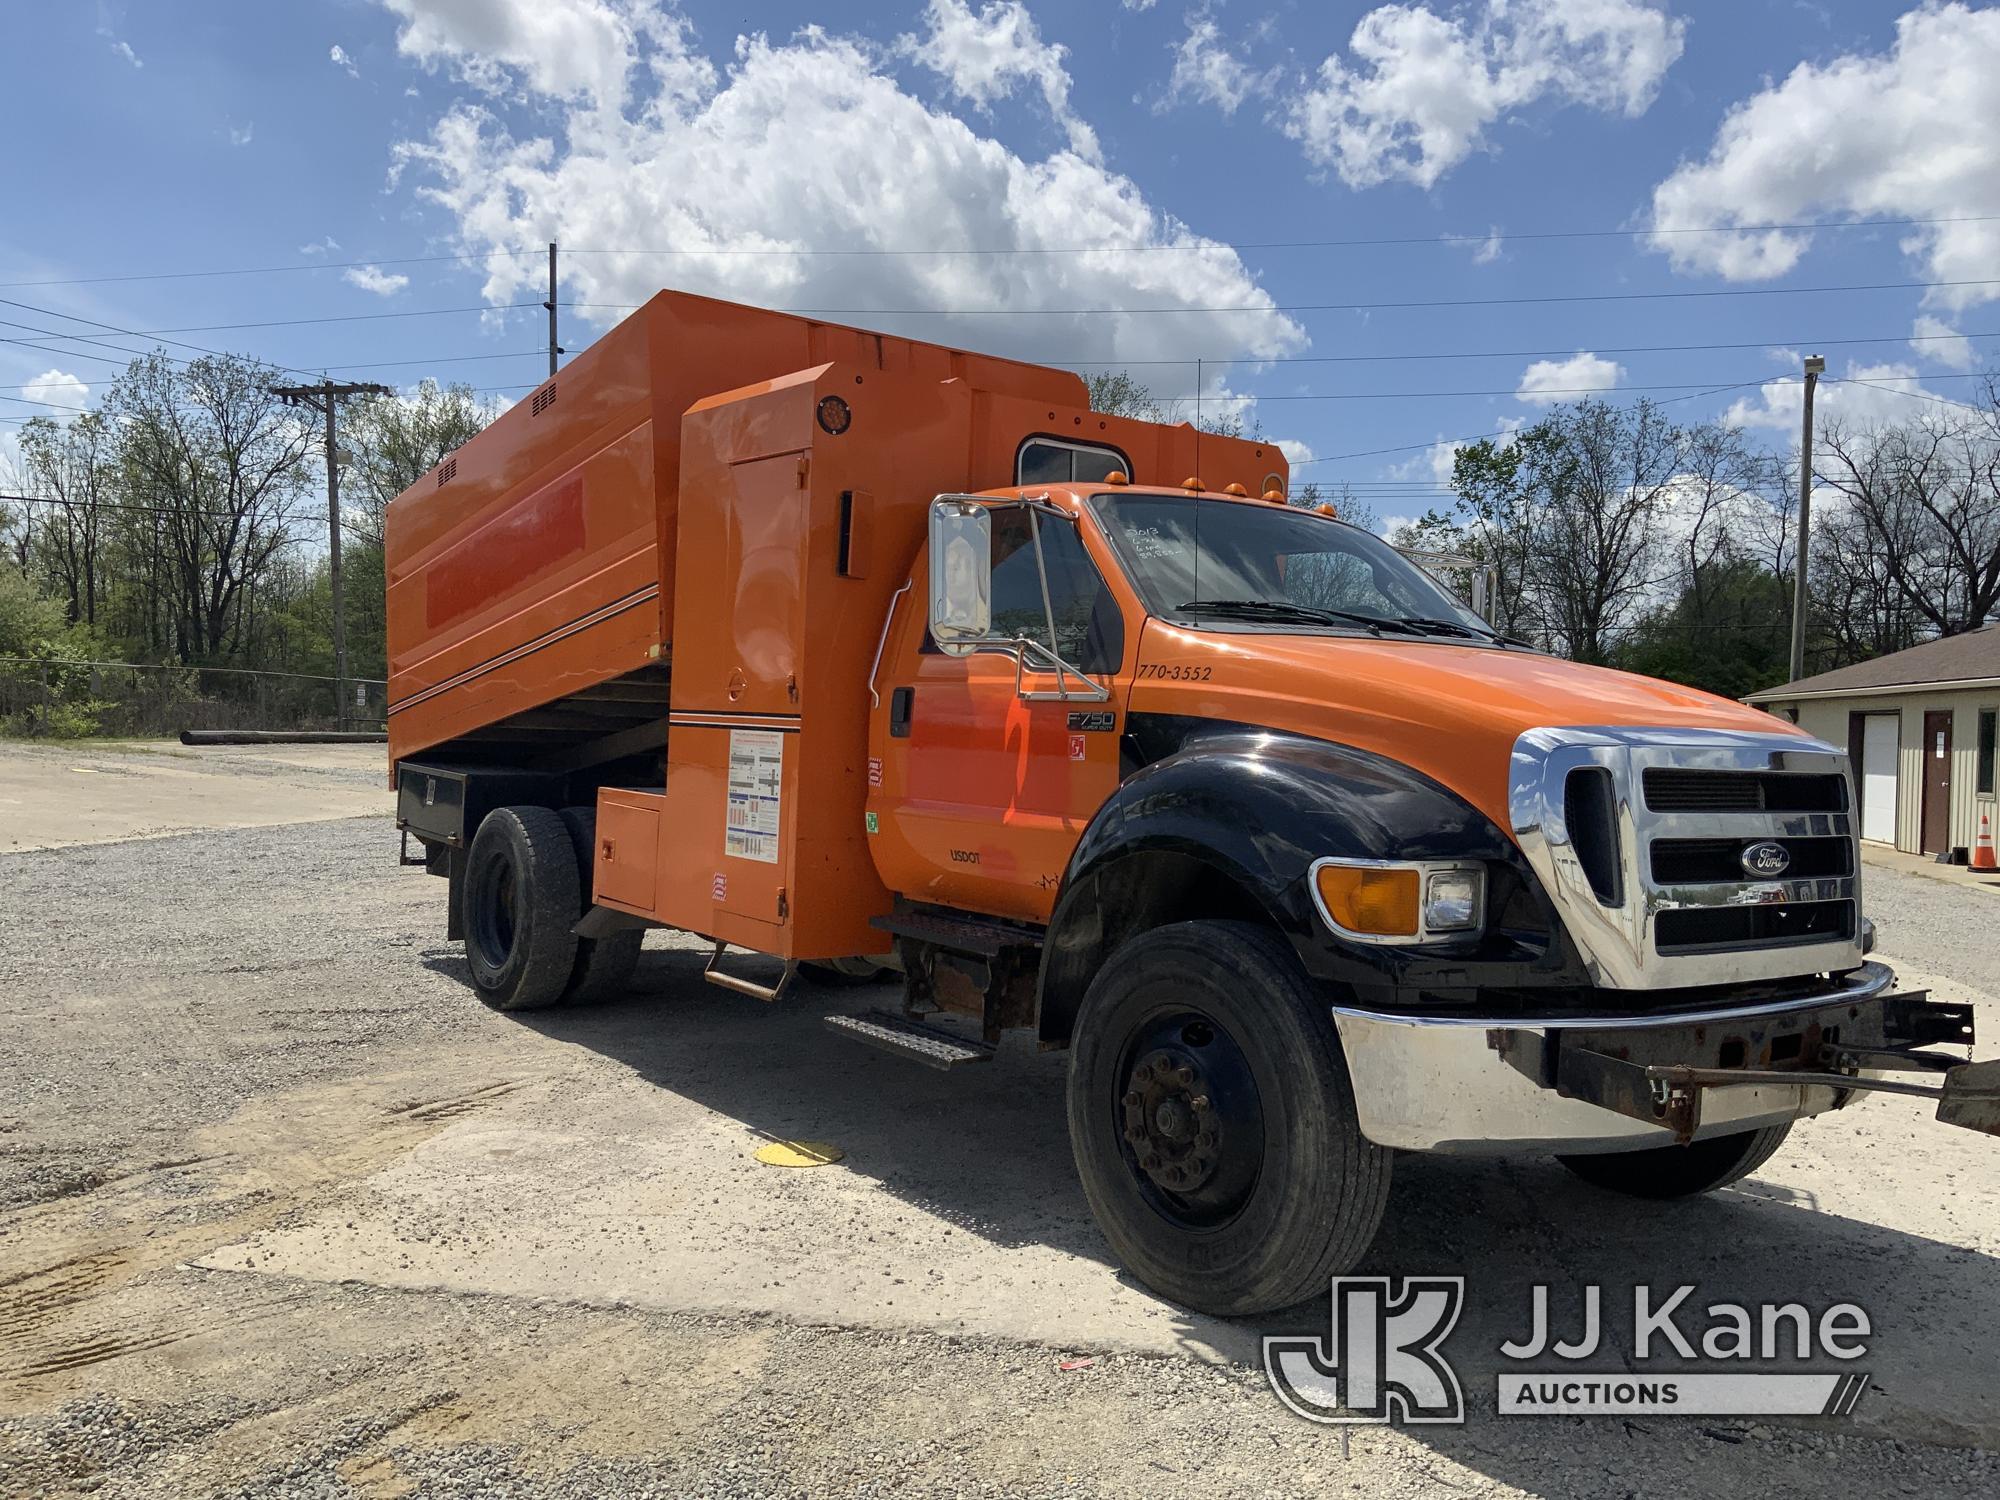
<box><xmin>1196</xmin><ymin>1131</ymin><xmax>1216</xmax><ymax>1150</ymax></box>
<box><xmin>1175</xmin><ymin>1065</ymin><xmax>1194</xmax><ymax>1085</ymax></box>
<box><xmin>1134</xmin><ymin>1063</ymin><xmax>1153</xmax><ymax>1082</ymax></box>
<box><xmin>1142</xmin><ymin>1154</ymin><xmax>1159</xmax><ymax>1171</ymax></box>
<box><xmin>1190</xmin><ymin>1094</ymin><xmax>1210</xmax><ymax>1113</ymax></box>
<box><xmin>1123</xmin><ymin>1090</ymin><xmax>1142</xmax><ymax>1107</ymax></box>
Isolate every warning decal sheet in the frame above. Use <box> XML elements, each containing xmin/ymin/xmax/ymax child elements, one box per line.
<box><xmin>725</xmin><ymin>729</ymin><xmax>784</xmax><ymax>863</ymax></box>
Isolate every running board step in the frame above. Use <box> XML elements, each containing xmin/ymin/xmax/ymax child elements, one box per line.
<box><xmin>823</xmin><ymin>1010</ymin><xmax>996</xmax><ymax>1070</ymax></box>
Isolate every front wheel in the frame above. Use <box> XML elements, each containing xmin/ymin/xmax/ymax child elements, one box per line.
<box><xmin>1557</xmin><ymin>1123</ymin><xmax>1792</xmax><ymax>1199</ymax></box>
<box><xmin>1066</xmin><ymin>920</ymin><xmax>1391</xmax><ymax>1317</ymax></box>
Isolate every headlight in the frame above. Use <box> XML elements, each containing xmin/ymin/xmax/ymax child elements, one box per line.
<box><xmin>1423</xmin><ymin>869</ymin><xmax>1482</xmax><ymax>932</ymax></box>
<box><xmin>1310</xmin><ymin>858</ymin><xmax>1485</xmax><ymax>944</ymax></box>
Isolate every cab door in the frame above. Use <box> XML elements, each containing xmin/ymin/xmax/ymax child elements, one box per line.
<box><xmin>868</xmin><ymin>503</ymin><xmax>1130</xmax><ymax>924</ymax></box>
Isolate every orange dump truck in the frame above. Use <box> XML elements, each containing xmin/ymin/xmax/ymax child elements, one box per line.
<box><xmin>388</xmin><ymin>289</ymin><xmax>1996</xmax><ymax>1315</ymax></box>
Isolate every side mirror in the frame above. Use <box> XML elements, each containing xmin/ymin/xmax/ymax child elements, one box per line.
<box><xmin>928</xmin><ymin>498</ymin><xmax>991</xmax><ymax>656</ymax></box>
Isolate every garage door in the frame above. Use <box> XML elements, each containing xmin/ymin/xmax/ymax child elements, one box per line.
<box><xmin>1861</xmin><ymin>714</ymin><xmax>1899</xmax><ymax>844</ymax></box>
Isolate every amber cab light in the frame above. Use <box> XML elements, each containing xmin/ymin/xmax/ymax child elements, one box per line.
<box><xmin>1104</xmin><ymin>469</ymin><xmax>1130</xmax><ymax>485</ymax></box>
<box><xmin>1262</xmin><ymin>488</ymin><xmax>1286</xmax><ymax>502</ymax></box>
<box><xmin>1182</xmin><ymin>475</ymin><xmax>1204</xmax><ymax>492</ymax></box>
<box><xmin>1223</xmin><ymin>482</ymin><xmax>1249</xmax><ymax>496</ymax></box>
<box><xmin>1313</xmin><ymin>864</ymin><xmax>1420</xmax><ymax>938</ymax></box>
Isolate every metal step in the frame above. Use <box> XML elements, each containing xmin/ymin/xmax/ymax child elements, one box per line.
<box><xmin>823</xmin><ymin>1009</ymin><xmax>996</xmax><ymax>1070</ymax></box>
<box><xmin>870</xmin><ymin>906</ymin><xmax>1041</xmax><ymax>960</ymax></box>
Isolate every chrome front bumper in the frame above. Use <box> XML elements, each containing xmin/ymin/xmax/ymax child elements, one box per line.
<box><xmin>1332</xmin><ymin>962</ymin><xmax>1912</xmax><ymax>1155</ymax></box>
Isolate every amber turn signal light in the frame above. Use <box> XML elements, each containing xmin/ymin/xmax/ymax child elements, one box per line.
<box><xmin>1313</xmin><ymin>863</ymin><xmax>1420</xmax><ymax>938</ymax></box>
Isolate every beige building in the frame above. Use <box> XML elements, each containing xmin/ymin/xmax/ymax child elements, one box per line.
<box><xmin>1747</xmin><ymin>626</ymin><xmax>2000</xmax><ymax>859</ymax></box>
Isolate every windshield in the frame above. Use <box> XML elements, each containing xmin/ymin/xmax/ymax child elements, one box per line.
<box><xmin>1090</xmin><ymin>494</ymin><xmax>1493</xmax><ymax>636</ymax></box>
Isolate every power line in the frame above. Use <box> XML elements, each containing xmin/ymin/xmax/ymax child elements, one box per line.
<box><xmin>1061</xmin><ymin>328</ymin><xmax>1999</xmax><ymax>368</ymax></box>
<box><xmin>1295</xmin><ymin>378</ymin><xmax>1784</xmax><ymax>465</ymax></box>
<box><xmin>565</xmin><ymin>278</ymin><xmax>2000</xmax><ymax>320</ymax></box>
<box><xmin>6</xmin><ymin>213</ymin><xmax>1995</xmax><ymax>287</ymax></box>
<box><xmin>0</xmin><ymin>296</ymin><xmax>317</xmax><ymax>379</ymax></box>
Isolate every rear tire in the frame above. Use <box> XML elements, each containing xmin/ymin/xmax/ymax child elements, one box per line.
<box><xmin>802</xmin><ymin>957</ymin><xmax>893</xmax><ymax>987</ymax></box>
<box><xmin>462</xmin><ymin>806</ymin><xmax>580</xmax><ymax>1012</ymax></box>
<box><xmin>1557</xmin><ymin>1123</ymin><xmax>1792</xmax><ymax>1199</ymax></box>
<box><xmin>558</xmin><ymin>807</ymin><xmax>643</xmax><ymax>1005</ymax></box>
<box><xmin>1066</xmin><ymin>920</ymin><xmax>1391</xmax><ymax>1317</ymax></box>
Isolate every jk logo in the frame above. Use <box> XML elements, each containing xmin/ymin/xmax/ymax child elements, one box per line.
<box><xmin>1263</xmin><ymin>1277</ymin><xmax>1466</xmax><ymax>1425</ymax></box>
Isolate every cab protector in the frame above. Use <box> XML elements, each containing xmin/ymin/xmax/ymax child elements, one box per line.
<box><xmin>1037</xmin><ymin>718</ymin><xmax>1590</xmax><ymax>1040</ymax></box>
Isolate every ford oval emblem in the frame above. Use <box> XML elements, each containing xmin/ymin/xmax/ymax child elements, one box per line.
<box><xmin>1742</xmin><ymin>841</ymin><xmax>1792</xmax><ymax>878</ymax></box>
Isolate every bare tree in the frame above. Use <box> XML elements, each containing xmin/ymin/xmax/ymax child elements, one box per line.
<box><xmin>1521</xmin><ymin>400</ymin><xmax>1683</xmax><ymax>664</ymax></box>
<box><xmin>16</xmin><ymin>412</ymin><xmax>116</xmax><ymax>627</ymax></box>
<box><xmin>109</xmin><ymin>352</ymin><xmax>314</xmax><ymax>662</ymax></box>
<box><xmin>340</xmin><ymin>380</ymin><xmax>500</xmax><ymax>545</ymax></box>
<box><xmin>1816</xmin><ymin>408</ymin><xmax>2000</xmax><ymax>639</ymax></box>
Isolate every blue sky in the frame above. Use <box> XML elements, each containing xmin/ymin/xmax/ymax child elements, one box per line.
<box><xmin>2</xmin><ymin>1</ymin><xmax>1994</xmax><ymax>530</ymax></box>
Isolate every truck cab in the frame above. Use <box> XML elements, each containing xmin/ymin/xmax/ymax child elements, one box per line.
<box><xmin>387</xmin><ymin>290</ymin><xmax>1996</xmax><ymax>1318</ymax></box>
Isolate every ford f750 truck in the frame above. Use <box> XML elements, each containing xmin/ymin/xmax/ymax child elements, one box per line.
<box><xmin>387</xmin><ymin>289</ymin><xmax>1997</xmax><ymax>1316</ymax></box>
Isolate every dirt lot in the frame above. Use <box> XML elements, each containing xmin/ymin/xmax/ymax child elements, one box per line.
<box><xmin>1</xmin><ymin>744</ymin><xmax>1996</xmax><ymax>1498</ymax></box>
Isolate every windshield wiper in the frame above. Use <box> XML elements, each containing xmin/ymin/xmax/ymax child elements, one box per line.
<box><xmin>1178</xmin><ymin>599</ymin><xmax>1423</xmax><ymax>636</ymax></box>
<box><xmin>1390</xmin><ymin>615</ymin><xmax>1502</xmax><ymax>642</ymax></box>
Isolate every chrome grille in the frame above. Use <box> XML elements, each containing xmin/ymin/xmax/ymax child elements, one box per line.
<box><xmin>1511</xmin><ymin>727</ymin><xmax>1864</xmax><ymax>990</ymax></box>
<box><xmin>1642</xmin><ymin>768</ymin><xmax>1847</xmax><ymax>813</ymax></box>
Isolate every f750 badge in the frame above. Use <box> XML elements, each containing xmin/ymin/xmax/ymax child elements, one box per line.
<box><xmin>1067</xmin><ymin>711</ymin><xmax>1116</xmax><ymax>732</ymax></box>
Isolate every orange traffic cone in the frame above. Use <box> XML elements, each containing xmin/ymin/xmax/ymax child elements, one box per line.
<box><xmin>1975</xmin><ymin>811</ymin><xmax>1998</xmax><ymax>871</ymax></box>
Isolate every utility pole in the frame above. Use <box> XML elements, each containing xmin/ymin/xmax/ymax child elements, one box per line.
<box><xmin>1788</xmin><ymin>353</ymin><xmax>1826</xmax><ymax>684</ymax></box>
<box><xmin>271</xmin><ymin>379</ymin><xmax>392</xmax><ymax>728</ymax></box>
<box><xmin>546</xmin><ymin>241</ymin><xmax>563</xmax><ymax>378</ymax></box>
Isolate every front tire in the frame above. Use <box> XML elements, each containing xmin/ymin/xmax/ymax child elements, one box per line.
<box><xmin>1066</xmin><ymin>920</ymin><xmax>1391</xmax><ymax>1317</ymax></box>
<box><xmin>1557</xmin><ymin>1123</ymin><xmax>1792</xmax><ymax>1199</ymax></box>
<box><xmin>462</xmin><ymin>806</ymin><xmax>580</xmax><ymax>1011</ymax></box>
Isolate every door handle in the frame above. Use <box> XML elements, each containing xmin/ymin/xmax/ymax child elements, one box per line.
<box><xmin>890</xmin><ymin>686</ymin><xmax>914</xmax><ymax>738</ymax></box>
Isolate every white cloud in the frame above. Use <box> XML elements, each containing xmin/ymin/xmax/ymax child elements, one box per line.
<box><xmin>22</xmin><ymin>368</ymin><xmax>91</xmax><ymax>418</ymax></box>
<box><xmin>1165</xmin><ymin>16</ymin><xmax>1269</xmax><ymax>117</ymax></box>
<box><xmin>1516</xmin><ymin>351</ymin><xmax>1623</xmax><ymax>404</ymax></box>
<box><xmin>104</xmin><ymin>36</ymin><xmax>142</xmax><ymax>69</ymax></box>
<box><xmin>1390</xmin><ymin>414</ymin><xmax>1523</xmax><ymax>486</ymax></box>
<box><xmin>902</xmin><ymin>0</ymin><xmax>1099</xmax><ymax>160</ymax></box>
<box><xmin>1912</xmin><ymin>315</ymin><xmax>1976</xmax><ymax>373</ymax></box>
<box><xmin>1723</xmin><ymin>356</ymin><xmax>1973</xmax><ymax>432</ymax></box>
<box><xmin>1286</xmin><ymin>0</ymin><xmax>1684</xmax><ymax>189</ymax></box>
<box><xmin>1469</xmin><ymin>226</ymin><xmax>1503</xmax><ymax>265</ymax></box>
<box><xmin>1275</xmin><ymin>437</ymin><xmax>1316</xmax><ymax>466</ymax></box>
<box><xmin>1647</xmin><ymin>4</ymin><xmax>2000</xmax><ymax>311</ymax></box>
<box><xmin>386</xmin><ymin>11</ymin><xmax>1304</xmax><ymax>372</ymax></box>
<box><xmin>376</xmin><ymin>0</ymin><xmax>706</xmax><ymax>107</ymax></box>
<box><xmin>299</xmin><ymin>236</ymin><xmax>342</xmax><ymax>256</ymax></box>
<box><xmin>330</xmin><ymin>43</ymin><xmax>361</xmax><ymax>79</ymax></box>
<box><xmin>1124</xmin><ymin>0</ymin><xmax>1159</xmax><ymax>10</ymax></box>
<box><xmin>228</xmin><ymin>122</ymin><xmax>255</xmax><ymax>147</ymax></box>
<box><xmin>343</xmin><ymin>264</ymin><xmax>411</xmax><ymax>296</ymax></box>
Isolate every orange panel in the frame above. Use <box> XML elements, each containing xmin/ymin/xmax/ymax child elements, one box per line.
<box><xmin>594</xmin><ymin>788</ymin><xmax>662</xmax><ymax>911</ymax></box>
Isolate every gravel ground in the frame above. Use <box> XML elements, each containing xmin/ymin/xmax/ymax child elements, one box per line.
<box><xmin>2</xmin><ymin>760</ymin><xmax>1997</xmax><ymax>1498</ymax></box>
<box><xmin>1863</xmin><ymin>858</ymin><xmax>2000</xmax><ymax>995</ymax></box>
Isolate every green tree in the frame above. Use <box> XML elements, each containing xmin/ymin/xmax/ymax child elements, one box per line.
<box><xmin>1619</xmin><ymin>558</ymin><xmax>1792</xmax><ymax>700</ymax></box>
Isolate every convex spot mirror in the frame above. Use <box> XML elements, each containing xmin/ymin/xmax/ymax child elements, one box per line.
<box><xmin>928</xmin><ymin>498</ymin><xmax>991</xmax><ymax>656</ymax></box>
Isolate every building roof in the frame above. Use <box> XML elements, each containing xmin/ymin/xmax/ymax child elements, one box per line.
<box><xmin>1747</xmin><ymin>624</ymin><xmax>2000</xmax><ymax>702</ymax></box>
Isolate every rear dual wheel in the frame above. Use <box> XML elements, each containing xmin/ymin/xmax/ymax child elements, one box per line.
<box><xmin>461</xmin><ymin>805</ymin><xmax>640</xmax><ymax>1011</ymax></box>
<box><xmin>1066</xmin><ymin>920</ymin><xmax>1392</xmax><ymax>1317</ymax></box>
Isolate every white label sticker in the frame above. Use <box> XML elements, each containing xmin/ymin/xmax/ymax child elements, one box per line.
<box><xmin>725</xmin><ymin>729</ymin><xmax>784</xmax><ymax>863</ymax></box>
